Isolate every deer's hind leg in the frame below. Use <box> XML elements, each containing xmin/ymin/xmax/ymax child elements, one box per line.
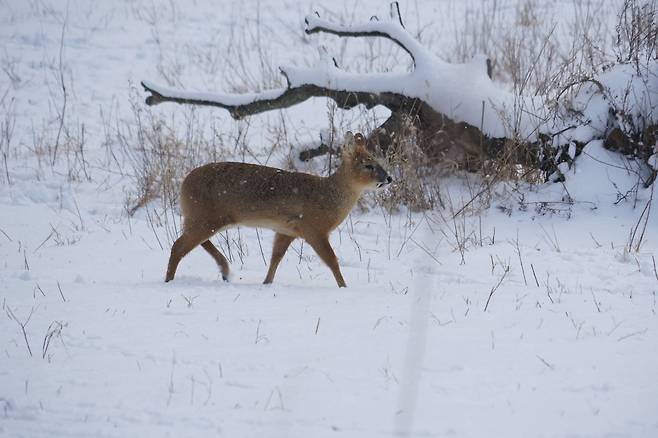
<box><xmin>201</xmin><ymin>240</ymin><xmax>230</xmax><ymax>281</ymax></box>
<box><xmin>165</xmin><ymin>219</ymin><xmax>230</xmax><ymax>282</ymax></box>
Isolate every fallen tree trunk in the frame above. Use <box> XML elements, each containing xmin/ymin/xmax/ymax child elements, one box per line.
<box><xmin>142</xmin><ymin>5</ymin><xmax>658</xmax><ymax>185</ymax></box>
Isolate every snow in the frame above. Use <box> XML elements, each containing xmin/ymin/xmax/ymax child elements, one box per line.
<box><xmin>304</xmin><ymin>15</ymin><xmax>431</xmax><ymax>67</ymax></box>
<box><xmin>279</xmin><ymin>54</ymin><xmax>546</xmax><ymax>139</ymax></box>
<box><xmin>142</xmin><ymin>80</ymin><xmax>288</xmax><ymax>107</ymax></box>
<box><xmin>145</xmin><ymin>10</ymin><xmax>658</xmax><ymax>145</ymax></box>
<box><xmin>1</xmin><ymin>0</ymin><xmax>657</xmax><ymax>437</ymax></box>
<box><xmin>148</xmin><ymin>16</ymin><xmax>548</xmax><ymax>139</ymax></box>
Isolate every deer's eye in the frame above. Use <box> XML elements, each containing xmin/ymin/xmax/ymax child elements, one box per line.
<box><xmin>364</xmin><ymin>164</ymin><xmax>375</xmax><ymax>171</ymax></box>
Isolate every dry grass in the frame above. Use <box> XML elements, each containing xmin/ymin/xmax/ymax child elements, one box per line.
<box><xmin>447</xmin><ymin>0</ymin><xmax>612</xmax><ymax>98</ymax></box>
<box><xmin>0</xmin><ymin>95</ymin><xmax>15</xmax><ymax>185</ymax></box>
<box><xmin>115</xmin><ymin>88</ymin><xmax>231</xmax><ymax>240</ymax></box>
<box><xmin>616</xmin><ymin>0</ymin><xmax>658</xmax><ymax>69</ymax></box>
<box><xmin>2</xmin><ymin>1</ymin><xmax>652</xmax><ymax>208</ymax></box>
<box><xmin>377</xmin><ymin>118</ymin><xmax>442</xmax><ymax>212</ymax></box>
<box><xmin>95</xmin><ymin>1</ymin><xmax>658</xmax><ymax>222</ymax></box>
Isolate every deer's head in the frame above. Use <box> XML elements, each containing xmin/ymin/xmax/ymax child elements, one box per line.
<box><xmin>342</xmin><ymin>132</ymin><xmax>392</xmax><ymax>190</ymax></box>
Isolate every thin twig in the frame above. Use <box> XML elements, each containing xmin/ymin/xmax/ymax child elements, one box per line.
<box><xmin>34</xmin><ymin>230</ymin><xmax>55</xmax><ymax>253</ymax></box>
<box><xmin>617</xmin><ymin>328</ymin><xmax>648</xmax><ymax>342</ymax></box>
<box><xmin>530</xmin><ymin>263</ymin><xmax>540</xmax><ymax>287</ymax></box>
<box><xmin>484</xmin><ymin>266</ymin><xmax>510</xmax><ymax>312</ymax></box>
<box><xmin>7</xmin><ymin>306</ymin><xmax>35</xmax><ymax>357</ymax></box>
<box><xmin>409</xmin><ymin>237</ymin><xmax>442</xmax><ymax>265</ymax></box>
<box><xmin>590</xmin><ymin>289</ymin><xmax>601</xmax><ymax>313</ymax></box>
<box><xmin>391</xmin><ymin>1</ymin><xmax>405</xmax><ymax>28</ymax></box>
<box><xmin>632</xmin><ymin>182</ymin><xmax>654</xmax><ymax>252</ymax></box>
<box><xmin>0</xmin><ymin>227</ymin><xmax>12</xmax><ymax>242</ymax></box>
<box><xmin>255</xmin><ymin>228</ymin><xmax>267</xmax><ymax>266</ymax></box>
<box><xmin>57</xmin><ymin>281</ymin><xmax>66</xmax><ymax>302</ymax></box>
<box><xmin>35</xmin><ymin>284</ymin><xmax>46</xmax><ymax>297</ymax></box>
<box><xmin>52</xmin><ymin>3</ymin><xmax>69</xmax><ymax>165</ymax></box>
<box><xmin>512</xmin><ymin>231</ymin><xmax>527</xmax><ymax>286</ymax></box>
<box><xmin>536</xmin><ymin>355</ymin><xmax>555</xmax><ymax>370</ymax></box>
<box><xmin>452</xmin><ymin>176</ymin><xmax>499</xmax><ymax>219</ymax></box>
<box><xmin>42</xmin><ymin>321</ymin><xmax>65</xmax><ymax>359</ymax></box>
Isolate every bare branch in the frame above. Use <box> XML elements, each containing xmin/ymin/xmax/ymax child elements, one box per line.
<box><xmin>390</xmin><ymin>1</ymin><xmax>405</xmax><ymax>29</ymax></box>
<box><xmin>299</xmin><ymin>143</ymin><xmax>336</xmax><ymax>162</ymax></box>
<box><xmin>304</xmin><ymin>15</ymin><xmax>428</xmax><ymax>68</ymax></box>
<box><xmin>142</xmin><ymin>80</ymin><xmax>288</xmax><ymax>119</ymax></box>
<box><xmin>142</xmin><ymin>67</ymin><xmax>408</xmax><ymax>119</ymax></box>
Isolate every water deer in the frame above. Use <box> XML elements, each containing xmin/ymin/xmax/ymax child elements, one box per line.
<box><xmin>165</xmin><ymin>132</ymin><xmax>392</xmax><ymax>287</ymax></box>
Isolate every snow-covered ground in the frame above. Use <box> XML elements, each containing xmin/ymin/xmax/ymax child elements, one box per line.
<box><xmin>1</xmin><ymin>1</ymin><xmax>657</xmax><ymax>437</ymax></box>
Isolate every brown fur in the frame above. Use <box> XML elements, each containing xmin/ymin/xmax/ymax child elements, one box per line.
<box><xmin>165</xmin><ymin>132</ymin><xmax>391</xmax><ymax>287</ymax></box>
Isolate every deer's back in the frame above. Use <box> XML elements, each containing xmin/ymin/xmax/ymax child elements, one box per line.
<box><xmin>180</xmin><ymin>162</ymin><xmax>348</xmax><ymax>235</ymax></box>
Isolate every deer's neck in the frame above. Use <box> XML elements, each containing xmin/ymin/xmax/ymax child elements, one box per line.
<box><xmin>328</xmin><ymin>165</ymin><xmax>363</xmax><ymax>208</ymax></box>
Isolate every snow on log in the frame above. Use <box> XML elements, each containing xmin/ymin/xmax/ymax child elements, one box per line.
<box><xmin>303</xmin><ymin>15</ymin><xmax>430</xmax><ymax>67</ymax></box>
<box><xmin>143</xmin><ymin>14</ymin><xmax>542</xmax><ymax>138</ymax></box>
<box><xmin>142</xmin><ymin>8</ymin><xmax>658</xmax><ymax>182</ymax></box>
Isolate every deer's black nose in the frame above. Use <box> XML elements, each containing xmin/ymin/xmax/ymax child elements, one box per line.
<box><xmin>386</xmin><ymin>176</ymin><xmax>393</xmax><ymax>183</ymax></box>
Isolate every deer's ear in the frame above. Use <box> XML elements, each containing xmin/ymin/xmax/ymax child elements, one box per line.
<box><xmin>342</xmin><ymin>131</ymin><xmax>355</xmax><ymax>156</ymax></box>
<box><xmin>344</xmin><ymin>131</ymin><xmax>355</xmax><ymax>146</ymax></box>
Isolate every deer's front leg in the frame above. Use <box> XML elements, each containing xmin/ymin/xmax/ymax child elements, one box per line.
<box><xmin>263</xmin><ymin>233</ymin><xmax>295</xmax><ymax>284</ymax></box>
<box><xmin>305</xmin><ymin>233</ymin><xmax>347</xmax><ymax>287</ymax></box>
